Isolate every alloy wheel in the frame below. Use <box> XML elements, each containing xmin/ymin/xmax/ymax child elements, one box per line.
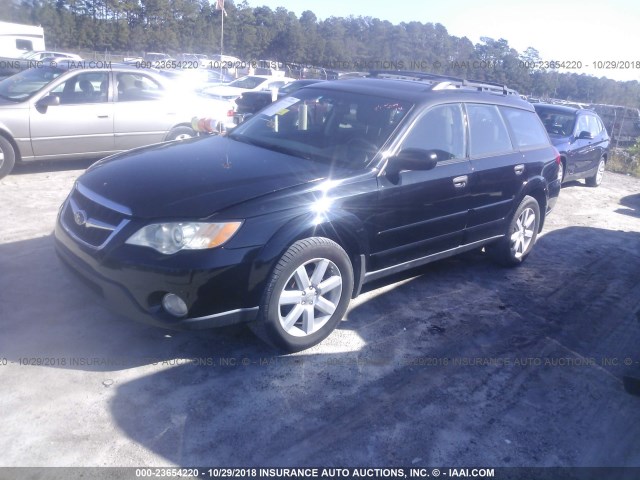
<box><xmin>510</xmin><ymin>207</ymin><xmax>536</xmax><ymax>259</ymax></box>
<box><xmin>276</xmin><ymin>258</ymin><xmax>343</xmax><ymax>337</ymax></box>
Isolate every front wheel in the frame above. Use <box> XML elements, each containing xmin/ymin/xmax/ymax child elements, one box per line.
<box><xmin>586</xmin><ymin>157</ymin><xmax>605</xmax><ymax>187</ymax></box>
<box><xmin>0</xmin><ymin>135</ymin><xmax>16</xmax><ymax>180</ymax></box>
<box><xmin>487</xmin><ymin>195</ymin><xmax>541</xmax><ymax>266</ymax></box>
<box><xmin>251</xmin><ymin>237</ymin><xmax>354</xmax><ymax>352</ymax></box>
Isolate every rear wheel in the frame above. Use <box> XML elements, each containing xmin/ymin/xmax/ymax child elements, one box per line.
<box><xmin>487</xmin><ymin>195</ymin><xmax>540</xmax><ymax>266</ymax></box>
<box><xmin>586</xmin><ymin>157</ymin><xmax>605</xmax><ymax>187</ymax></box>
<box><xmin>0</xmin><ymin>135</ymin><xmax>16</xmax><ymax>180</ymax></box>
<box><xmin>166</xmin><ymin>126</ymin><xmax>196</xmax><ymax>141</ymax></box>
<box><xmin>250</xmin><ymin>237</ymin><xmax>354</xmax><ymax>352</ymax></box>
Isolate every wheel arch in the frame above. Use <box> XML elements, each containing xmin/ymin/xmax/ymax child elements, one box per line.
<box><xmin>249</xmin><ymin>210</ymin><xmax>370</xmax><ymax>304</ymax></box>
<box><xmin>0</xmin><ymin>129</ymin><xmax>22</xmax><ymax>163</ymax></box>
<box><xmin>164</xmin><ymin>123</ymin><xmax>196</xmax><ymax>141</ymax></box>
<box><xmin>515</xmin><ymin>177</ymin><xmax>548</xmax><ymax>233</ymax></box>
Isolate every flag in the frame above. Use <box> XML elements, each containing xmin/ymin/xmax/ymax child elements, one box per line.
<box><xmin>215</xmin><ymin>0</ymin><xmax>227</xmax><ymax>15</ymax></box>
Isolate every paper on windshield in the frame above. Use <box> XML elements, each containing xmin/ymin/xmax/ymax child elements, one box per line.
<box><xmin>261</xmin><ymin>96</ymin><xmax>300</xmax><ymax>117</ymax></box>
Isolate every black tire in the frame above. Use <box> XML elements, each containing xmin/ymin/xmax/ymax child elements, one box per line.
<box><xmin>165</xmin><ymin>126</ymin><xmax>196</xmax><ymax>141</ymax></box>
<box><xmin>0</xmin><ymin>135</ymin><xmax>16</xmax><ymax>180</ymax></box>
<box><xmin>585</xmin><ymin>157</ymin><xmax>605</xmax><ymax>187</ymax></box>
<box><xmin>250</xmin><ymin>237</ymin><xmax>354</xmax><ymax>352</ymax></box>
<box><xmin>487</xmin><ymin>195</ymin><xmax>541</xmax><ymax>267</ymax></box>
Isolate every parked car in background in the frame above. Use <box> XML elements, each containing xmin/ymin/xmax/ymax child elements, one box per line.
<box><xmin>0</xmin><ymin>62</ymin><xmax>233</xmax><ymax>179</ymax></box>
<box><xmin>0</xmin><ymin>51</ymin><xmax>82</xmax><ymax>80</ymax></box>
<box><xmin>20</xmin><ymin>50</ymin><xmax>82</xmax><ymax>62</ymax></box>
<box><xmin>143</xmin><ymin>52</ymin><xmax>173</xmax><ymax>63</ymax></box>
<box><xmin>234</xmin><ymin>79</ymin><xmax>324</xmax><ymax>125</ymax></box>
<box><xmin>208</xmin><ymin>54</ymin><xmax>243</xmax><ymax>77</ymax></box>
<box><xmin>157</xmin><ymin>67</ymin><xmax>233</xmax><ymax>90</ymax></box>
<box><xmin>54</xmin><ymin>73</ymin><xmax>561</xmax><ymax>352</ymax></box>
<box><xmin>534</xmin><ymin>103</ymin><xmax>610</xmax><ymax>186</ymax></box>
<box><xmin>201</xmin><ymin>74</ymin><xmax>294</xmax><ymax>102</ymax></box>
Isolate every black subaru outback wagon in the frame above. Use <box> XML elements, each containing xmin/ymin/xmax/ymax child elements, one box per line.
<box><xmin>55</xmin><ymin>72</ymin><xmax>561</xmax><ymax>351</ymax></box>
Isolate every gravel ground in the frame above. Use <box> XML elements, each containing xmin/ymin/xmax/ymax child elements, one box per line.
<box><xmin>0</xmin><ymin>161</ymin><xmax>639</xmax><ymax>470</ymax></box>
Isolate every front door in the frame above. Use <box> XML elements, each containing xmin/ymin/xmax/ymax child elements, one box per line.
<box><xmin>371</xmin><ymin>103</ymin><xmax>471</xmax><ymax>270</ymax></box>
<box><xmin>29</xmin><ymin>70</ymin><xmax>114</xmax><ymax>158</ymax></box>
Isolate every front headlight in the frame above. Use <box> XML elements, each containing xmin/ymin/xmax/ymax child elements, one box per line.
<box><xmin>126</xmin><ymin>221</ymin><xmax>242</xmax><ymax>254</ymax></box>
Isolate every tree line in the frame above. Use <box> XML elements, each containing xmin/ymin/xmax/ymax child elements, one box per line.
<box><xmin>6</xmin><ymin>0</ymin><xmax>640</xmax><ymax>107</ymax></box>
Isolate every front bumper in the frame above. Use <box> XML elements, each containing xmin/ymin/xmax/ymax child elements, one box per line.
<box><xmin>54</xmin><ymin>220</ymin><xmax>260</xmax><ymax>330</ymax></box>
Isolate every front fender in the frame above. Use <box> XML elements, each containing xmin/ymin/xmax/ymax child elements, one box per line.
<box><xmin>244</xmin><ymin>208</ymin><xmax>370</xmax><ymax>306</ymax></box>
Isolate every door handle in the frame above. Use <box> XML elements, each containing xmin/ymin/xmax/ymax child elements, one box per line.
<box><xmin>514</xmin><ymin>164</ymin><xmax>525</xmax><ymax>175</ymax></box>
<box><xmin>97</xmin><ymin>115</ymin><xmax>109</xmax><ymax>118</ymax></box>
<box><xmin>453</xmin><ymin>175</ymin><xmax>468</xmax><ymax>188</ymax></box>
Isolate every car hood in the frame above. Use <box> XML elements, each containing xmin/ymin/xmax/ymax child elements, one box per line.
<box><xmin>0</xmin><ymin>98</ymin><xmax>24</xmax><ymax>107</ymax></box>
<box><xmin>78</xmin><ymin>135</ymin><xmax>335</xmax><ymax>219</ymax></box>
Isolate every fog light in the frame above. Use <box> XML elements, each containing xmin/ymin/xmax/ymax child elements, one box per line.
<box><xmin>162</xmin><ymin>293</ymin><xmax>188</xmax><ymax>317</ymax></box>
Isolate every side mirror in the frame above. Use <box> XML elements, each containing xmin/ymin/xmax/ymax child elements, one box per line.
<box><xmin>577</xmin><ymin>130</ymin><xmax>593</xmax><ymax>140</ymax></box>
<box><xmin>35</xmin><ymin>94</ymin><xmax>60</xmax><ymax>110</ymax></box>
<box><xmin>386</xmin><ymin>148</ymin><xmax>444</xmax><ymax>178</ymax></box>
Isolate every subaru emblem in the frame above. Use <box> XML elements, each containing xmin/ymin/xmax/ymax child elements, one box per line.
<box><xmin>74</xmin><ymin>210</ymin><xmax>88</xmax><ymax>226</ymax></box>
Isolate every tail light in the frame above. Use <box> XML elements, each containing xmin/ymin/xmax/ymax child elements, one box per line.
<box><xmin>553</xmin><ymin>146</ymin><xmax>561</xmax><ymax>165</ymax></box>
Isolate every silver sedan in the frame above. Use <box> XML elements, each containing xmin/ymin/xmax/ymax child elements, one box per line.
<box><xmin>0</xmin><ymin>63</ymin><xmax>234</xmax><ymax>179</ymax></box>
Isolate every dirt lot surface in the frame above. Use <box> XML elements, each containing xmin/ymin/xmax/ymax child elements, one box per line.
<box><xmin>0</xmin><ymin>160</ymin><xmax>639</xmax><ymax>470</ymax></box>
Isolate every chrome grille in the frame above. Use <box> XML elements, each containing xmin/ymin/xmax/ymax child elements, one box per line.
<box><xmin>61</xmin><ymin>183</ymin><xmax>131</xmax><ymax>249</ymax></box>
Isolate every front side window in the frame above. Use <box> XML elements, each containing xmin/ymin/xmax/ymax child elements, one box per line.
<box><xmin>229</xmin><ymin>88</ymin><xmax>411</xmax><ymax>169</ymax></box>
<box><xmin>400</xmin><ymin>103</ymin><xmax>465</xmax><ymax>160</ymax></box>
<box><xmin>575</xmin><ymin>115</ymin><xmax>589</xmax><ymax>136</ymax></box>
<box><xmin>467</xmin><ymin>104</ymin><xmax>514</xmax><ymax>157</ymax></box>
<box><xmin>587</xmin><ymin>114</ymin><xmax>603</xmax><ymax>137</ymax></box>
<box><xmin>50</xmin><ymin>71</ymin><xmax>109</xmax><ymax>104</ymax></box>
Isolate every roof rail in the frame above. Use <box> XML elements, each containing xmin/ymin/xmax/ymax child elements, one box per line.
<box><xmin>367</xmin><ymin>70</ymin><xmax>519</xmax><ymax>96</ymax></box>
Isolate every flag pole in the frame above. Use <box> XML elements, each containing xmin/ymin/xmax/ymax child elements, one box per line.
<box><xmin>220</xmin><ymin>0</ymin><xmax>224</xmax><ymax>57</ymax></box>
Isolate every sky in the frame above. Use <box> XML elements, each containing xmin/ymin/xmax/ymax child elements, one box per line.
<box><xmin>244</xmin><ymin>0</ymin><xmax>640</xmax><ymax>82</ymax></box>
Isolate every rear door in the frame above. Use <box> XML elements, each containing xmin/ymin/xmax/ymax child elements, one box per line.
<box><xmin>112</xmin><ymin>71</ymin><xmax>175</xmax><ymax>150</ymax></box>
<box><xmin>464</xmin><ymin>103</ymin><xmax>523</xmax><ymax>243</ymax></box>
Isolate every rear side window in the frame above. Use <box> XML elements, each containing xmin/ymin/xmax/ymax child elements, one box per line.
<box><xmin>467</xmin><ymin>104</ymin><xmax>513</xmax><ymax>157</ymax></box>
<box><xmin>500</xmin><ymin>107</ymin><xmax>550</xmax><ymax>149</ymax></box>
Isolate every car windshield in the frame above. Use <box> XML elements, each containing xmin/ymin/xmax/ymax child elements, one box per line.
<box><xmin>228</xmin><ymin>88</ymin><xmax>412</xmax><ymax>169</ymax></box>
<box><xmin>536</xmin><ymin>107</ymin><xmax>576</xmax><ymax>136</ymax></box>
<box><xmin>228</xmin><ymin>76</ymin><xmax>266</xmax><ymax>89</ymax></box>
<box><xmin>0</xmin><ymin>66</ymin><xmax>64</xmax><ymax>102</ymax></box>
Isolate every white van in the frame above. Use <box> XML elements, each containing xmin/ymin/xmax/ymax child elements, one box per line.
<box><xmin>0</xmin><ymin>21</ymin><xmax>45</xmax><ymax>58</ymax></box>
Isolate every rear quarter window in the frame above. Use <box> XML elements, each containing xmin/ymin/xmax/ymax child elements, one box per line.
<box><xmin>500</xmin><ymin>107</ymin><xmax>550</xmax><ymax>149</ymax></box>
